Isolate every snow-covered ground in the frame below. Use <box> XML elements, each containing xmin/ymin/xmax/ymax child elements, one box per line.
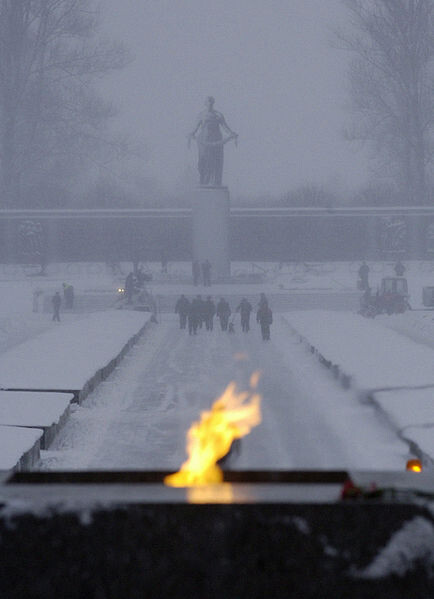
<box><xmin>285</xmin><ymin>310</ymin><xmax>434</xmax><ymax>463</ymax></box>
<box><xmin>40</xmin><ymin>313</ymin><xmax>408</xmax><ymax>472</ymax></box>
<box><xmin>0</xmin><ymin>260</ymin><xmax>433</xmax><ymax>474</ymax></box>
<box><xmin>0</xmin><ymin>310</ymin><xmax>149</xmax><ymax>389</ymax></box>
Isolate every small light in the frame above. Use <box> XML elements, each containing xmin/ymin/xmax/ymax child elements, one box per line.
<box><xmin>406</xmin><ymin>459</ymin><xmax>422</xmax><ymax>473</ymax></box>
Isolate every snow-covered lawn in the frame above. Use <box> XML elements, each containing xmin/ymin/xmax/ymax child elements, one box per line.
<box><xmin>0</xmin><ymin>392</ymin><xmax>72</xmax><ymax>428</ymax></box>
<box><xmin>0</xmin><ymin>425</ymin><xmax>42</xmax><ymax>472</ymax></box>
<box><xmin>285</xmin><ymin>310</ymin><xmax>434</xmax><ymax>462</ymax></box>
<box><xmin>0</xmin><ymin>310</ymin><xmax>149</xmax><ymax>389</ymax></box>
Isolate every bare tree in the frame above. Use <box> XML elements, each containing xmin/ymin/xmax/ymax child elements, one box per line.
<box><xmin>0</xmin><ymin>0</ymin><xmax>130</xmax><ymax>207</ymax></box>
<box><xmin>339</xmin><ymin>0</ymin><xmax>434</xmax><ymax>204</ymax></box>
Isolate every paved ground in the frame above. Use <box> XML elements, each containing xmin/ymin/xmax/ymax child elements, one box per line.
<box><xmin>41</xmin><ymin>313</ymin><xmax>407</xmax><ymax>472</ymax></box>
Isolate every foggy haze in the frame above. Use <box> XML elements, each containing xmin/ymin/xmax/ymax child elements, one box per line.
<box><xmin>100</xmin><ymin>0</ymin><xmax>369</xmax><ymax>199</ymax></box>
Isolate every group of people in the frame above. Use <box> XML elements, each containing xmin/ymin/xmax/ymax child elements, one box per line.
<box><xmin>358</xmin><ymin>260</ymin><xmax>406</xmax><ymax>290</ymax></box>
<box><xmin>192</xmin><ymin>260</ymin><xmax>212</xmax><ymax>286</ymax></box>
<box><xmin>175</xmin><ymin>292</ymin><xmax>273</xmax><ymax>340</ymax></box>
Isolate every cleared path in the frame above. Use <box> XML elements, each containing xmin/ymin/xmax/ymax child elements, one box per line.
<box><xmin>41</xmin><ymin>314</ymin><xmax>407</xmax><ymax>471</ymax></box>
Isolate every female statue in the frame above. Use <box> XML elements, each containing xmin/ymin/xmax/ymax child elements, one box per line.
<box><xmin>188</xmin><ymin>97</ymin><xmax>238</xmax><ymax>187</ymax></box>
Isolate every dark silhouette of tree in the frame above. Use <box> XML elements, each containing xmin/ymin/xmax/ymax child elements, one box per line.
<box><xmin>0</xmin><ymin>0</ymin><xmax>130</xmax><ymax>207</ymax></box>
<box><xmin>339</xmin><ymin>0</ymin><xmax>434</xmax><ymax>205</ymax></box>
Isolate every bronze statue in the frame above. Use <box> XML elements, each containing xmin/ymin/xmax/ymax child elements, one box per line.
<box><xmin>188</xmin><ymin>97</ymin><xmax>238</xmax><ymax>187</ymax></box>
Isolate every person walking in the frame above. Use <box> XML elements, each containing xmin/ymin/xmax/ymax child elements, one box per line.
<box><xmin>257</xmin><ymin>300</ymin><xmax>273</xmax><ymax>341</ymax></box>
<box><xmin>190</xmin><ymin>295</ymin><xmax>204</xmax><ymax>335</ymax></box>
<box><xmin>175</xmin><ymin>294</ymin><xmax>190</xmax><ymax>329</ymax></box>
<box><xmin>192</xmin><ymin>260</ymin><xmax>201</xmax><ymax>286</ymax></box>
<box><xmin>216</xmin><ymin>297</ymin><xmax>231</xmax><ymax>331</ymax></box>
<box><xmin>204</xmin><ymin>296</ymin><xmax>216</xmax><ymax>330</ymax></box>
<box><xmin>52</xmin><ymin>291</ymin><xmax>61</xmax><ymax>322</ymax></box>
<box><xmin>202</xmin><ymin>260</ymin><xmax>212</xmax><ymax>286</ymax></box>
<box><xmin>236</xmin><ymin>298</ymin><xmax>253</xmax><ymax>332</ymax></box>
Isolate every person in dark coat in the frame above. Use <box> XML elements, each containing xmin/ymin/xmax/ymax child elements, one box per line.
<box><xmin>394</xmin><ymin>260</ymin><xmax>406</xmax><ymax>277</ymax></box>
<box><xmin>192</xmin><ymin>260</ymin><xmax>201</xmax><ymax>286</ymax></box>
<box><xmin>258</xmin><ymin>293</ymin><xmax>268</xmax><ymax>309</ymax></box>
<box><xmin>216</xmin><ymin>298</ymin><xmax>231</xmax><ymax>331</ymax></box>
<box><xmin>204</xmin><ymin>296</ymin><xmax>216</xmax><ymax>330</ymax></box>
<box><xmin>52</xmin><ymin>291</ymin><xmax>61</xmax><ymax>322</ymax></box>
<box><xmin>358</xmin><ymin>262</ymin><xmax>370</xmax><ymax>290</ymax></box>
<box><xmin>189</xmin><ymin>295</ymin><xmax>204</xmax><ymax>335</ymax></box>
<box><xmin>202</xmin><ymin>260</ymin><xmax>212</xmax><ymax>286</ymax></box>
<box><xmin>175</xmin><ymin>294</ymin><xmax>190</xmax><ymax>329</ymax></box>
<box><xmin>257</xmin><ymin>301</ymin><xmax>273</xmax><ymax>341</ymax></box>
<box><xmin>236</xmin><ymin>298</ymin><xmax>252</xmax><ymax>332</ymax></box>
<box><xmin>125</xmin><ymin>272</ymin><xmax>135</xmax><ymax>304</ymax></box>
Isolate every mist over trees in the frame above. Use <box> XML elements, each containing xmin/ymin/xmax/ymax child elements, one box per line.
<box><xmin>339</xmin><ymin>0</ymin><xmax>434</xmax><ymax>205</ymax></box>
<box><xmin>0</xmin><ymin>0</ymin><xmax>130</xmax><ymax>208</ymax></box>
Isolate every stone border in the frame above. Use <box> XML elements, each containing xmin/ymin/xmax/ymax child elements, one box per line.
<box><xmin>78</xmin><ymin>317</ymin><xmax>153</xmax><ymax>404</ymax></box>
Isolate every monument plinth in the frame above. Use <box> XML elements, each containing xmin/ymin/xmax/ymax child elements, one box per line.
<box><xmin>188</xmin><ymin>97</ymin><xmax>237</xmax><ymax>281</ymax></box>
<box><xmin>192</xmin><ymin>186</ymin><xmax>230</xmax><ymax>279</ymax></box>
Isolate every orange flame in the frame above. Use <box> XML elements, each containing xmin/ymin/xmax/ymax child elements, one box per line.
<box><xmin>164</xmin><ymin>372</ymin><xmax>262</xmax><ymax>487</ymax></box>
<box><xmin>406</xmin><ymin>458</ymin><xmax>422</xmax><ymax>473</ymax></box>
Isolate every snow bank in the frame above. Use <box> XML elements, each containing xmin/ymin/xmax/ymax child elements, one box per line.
<box><xmin>285</xmin><ymin>311</ymin><xmax>434</xmax><ymax>389</ymax></box>
<box><xmin>0</xmin><ymin>310</ymin><xmax>150</xmax><ymax>389</ymax></box>
<box><xmin>354</xmin><ymin>517</ymin><xmax>434</xmax><ymax>579</ymax></box>
<box><xmin>284</xmin><ymin>311</ymin><xmax>434</xmax><ymax>461</ymax></box>
<box><xmin>0</xmin><ymin>425</ymin><xmax>42</xmax><ymax>471</ymax></box>
<box><xmin>0</xmin><ymin>392</ymin><xmax>72</xmax><ymax>428</ymax></box>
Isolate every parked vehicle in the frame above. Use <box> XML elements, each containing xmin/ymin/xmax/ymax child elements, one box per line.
<box><xmin>360</xmin><ymin>277</ymin><xmax>410</xmax><ymax>317</ymax></box>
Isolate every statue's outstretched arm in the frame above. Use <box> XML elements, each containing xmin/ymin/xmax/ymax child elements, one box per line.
<box><xmin>188</xmin><ymin>117</ymin><xmax>202</xmax><ymax>139</ymax></box>
<box><xmin>220</xmin><ymin>113</ymin><xmax>237</xmax><ymax>137</ymax></box>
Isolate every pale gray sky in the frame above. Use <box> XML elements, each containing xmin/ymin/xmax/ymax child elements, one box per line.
<box><xmin>100</xmin><ymin>0</ymin><xmax>368</xmax><ymax>198</ymax></box>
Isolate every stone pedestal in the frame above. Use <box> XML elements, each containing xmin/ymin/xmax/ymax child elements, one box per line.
<box><xmin>192</xmin><ymin>186</ymin><xmax>230</xmax><ymax>279</ymax></box>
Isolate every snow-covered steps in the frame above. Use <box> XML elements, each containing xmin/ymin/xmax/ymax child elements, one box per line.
<box><xmin>0</xmin><ymin>425</ymin><xmax>42</xmax><ymax>472</ymax></box>
<box><xmin>0</xmin><ymin>392</ymin><xmax>73</xmax><ymax>450</ymax></box>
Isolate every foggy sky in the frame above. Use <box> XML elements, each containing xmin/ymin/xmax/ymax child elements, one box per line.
<box><xmin>101</xmin><ymin>0</ymin><xmax>368</xmax><ymax>199</ymax></box>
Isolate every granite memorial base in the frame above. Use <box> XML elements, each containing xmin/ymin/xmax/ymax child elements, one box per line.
<box><xmin>192</xmin><ymin>186</ymin><xmax>230</xmax><ymax>280</ymax></box>
<box><xmin>1</xmin><ymin>471</ymin><xmax>434</xmax><ymax>598</ymax></box>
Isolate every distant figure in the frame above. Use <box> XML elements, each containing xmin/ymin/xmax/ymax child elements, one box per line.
<box><xmin>189</xmin><ymin>295</ymin><xmax>203</xmax><ymax>335</ymax></box>
<box><xmin>358</xmin><ymin>262</ymin><xmax>370</xmax><ymax>290</ymax></box>
<box><xmin>52</xmin><ymin>291</ymin><xmax>61</xmax><ymax>322</ymax></box>
<box><xmin>192</xmin><ymin>260</ymin><xmax>201</xmax><ymax>286</ymax></box>
<box><xmin>125</xmin><ymin>272</ymin><xmax>135</xmax><ymax>304</ymax></box>
<box><xmin>204</xmin><ymin>296</ymin><xmax>216</xmax><ymax>330</ymax></box>
<box><xmin>62</xmin><ymin>282</ymin><xmax>74</xmax><ymax>309</ymax></box>
<box><xmin>175</xmin><ymin>294</ymin><xmax>190</xmax><ymax>330</ymax></box>
<box><xmin>196</xmin><ymin>295</ymin><xmax>206</xmax><ymax>328</ymax></box>
<box><xmin>394</xmin><ymin>260</ymin><xmax>406</xmax><ymax>277</ymax></box>
<box><xmin>257</xmin><ymin>301</ymin><xmax>273</xmax><ymax>341</ymax></box>
<box><xmin>228</xmin><ymin>320</ymin><xmax>235</xmax><ymax>334</ymax></box>
<box><xmin>258</xmin><ymin>293</ymin><xmax>268</xmax><ymax>309</ymax></box>
<box><xmin>216</xmin><ymin>297</ymin><xmax>231</xmax><ymax>331</ymax></box>
<box><xmin>202</xmin><ymin>260</ymin><xmax>212</xmax><ymax>286</ymax></box>
<box><xmin>236</xmin><ymin>298</ymin><xmax>253</xmax><ymax>332</ymax></box>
